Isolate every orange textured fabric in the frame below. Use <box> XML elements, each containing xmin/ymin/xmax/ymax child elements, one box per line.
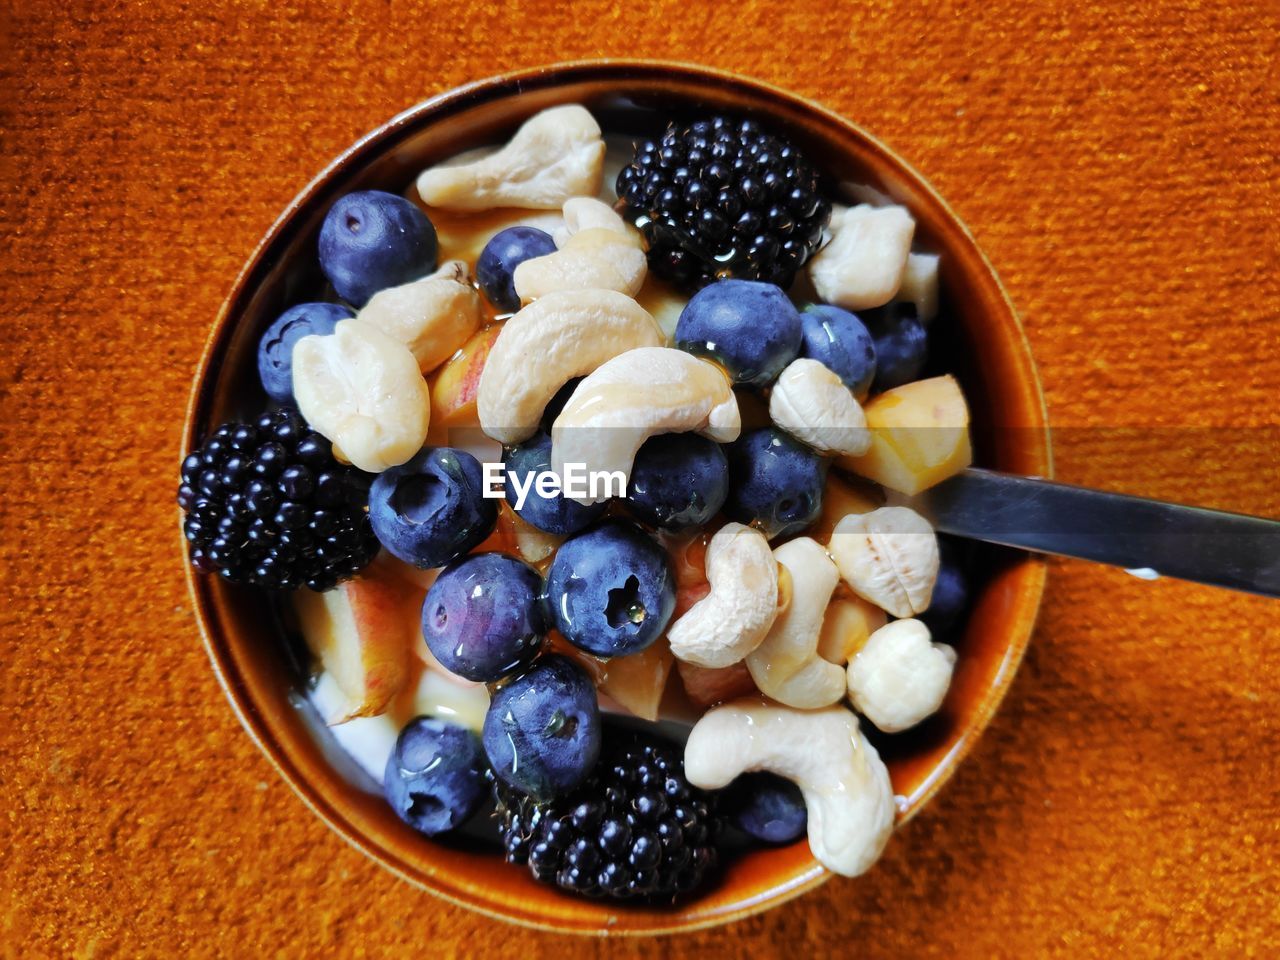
<box><xmin>2</xmin><ymin>2</ymin><xmax>1279</xmax><ymax>957</ymax></box>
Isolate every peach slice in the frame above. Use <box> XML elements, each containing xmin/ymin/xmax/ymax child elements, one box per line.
<box><xmin>839</xmin><ymin>374</ymin><xmax>972</xmax><ymax>495</ymax></box>
<box><xmin>668</xmin><ymin>528</ymin><xmax>715</xmax><ymax>618</ymax></box>
<box><xmin>293</xmin><ymin>570</ymin><xmax>425</xmax><ymax>723</ymax></box>
<box><xmin>816</xmin><ymin>593</ymin><xmax>888</xmax><ymax>664</ymax></box>
<box><xmin>676</xmin><ymin>660</ymin><xmax>757</xmax><ymax>710</ymax></box>
<box><xmin>429</xmin><ymin>324</ymin><xmax>502</xmax><ymax>429</ymax></box>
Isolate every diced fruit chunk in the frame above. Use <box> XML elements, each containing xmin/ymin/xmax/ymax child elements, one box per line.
<box><xmin>817</xmin><ymin>594</ymin><xmax>888</xmax><ymax>664</ymax></box>
<box><xmin>839</xmin><ymin>374</ymin><xmax>971</xmax><ymax>495</ymax></box>
<box><xmin>294</xmin><ymin>571</ymin><xmax>424</xmax><ymax>723</ymax></box>
<box><xmin>600</xmin><ymin>637</ymin><xmax>674</xmax><ymax>721</ymax></box>
<box><xmin>429</xmin><ymin>325</ymin><xmax>502</xmax><ymax>428</ymax></box>
<box><xmin>811</xmin><ymin>470</ymin><xmax>882</xmax><ymax>543</ymax></box>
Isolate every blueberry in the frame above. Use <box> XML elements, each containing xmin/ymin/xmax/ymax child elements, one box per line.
<box><xmin>502</xmin><ymin>432</ymin><xmax>606</xmax><ymax>535</ymax></box>
<box><xmin>383</xmin><ymin>718</ymin><xmax>488</xmax><ymax>836</ymax></box>
<box><xmin>545</xmin><ymin>519</ymin><xmax>676</xmax><ymax>658</ymax></box>
<box><xmin>368</xmin><ymin>447</ymin><xmax>497</xmax><ymax>569</ymax></box>
<box><xmin>626</xmin><ymin>433</ymin><xmax>728</xmax><ymax>532</ymax></box>
<box><xmin>256</xmin><ymin>302</ymin><xmax>354</xmax><ymax>403</ymax></box>
<box><xmin>319</xmin><ymin>190</ymin><xmax>437</xmax><ymax>307</ymax></box>
<box><xmin>422</xmin><ymin>553</ymin><xmax>546</xmax><ymax>682</ymax></box>
<box><xmin>483</xmin><ymin>655</ymin><xmax>601</xmax><ymax>801</ymax></box>
<box><xmin>723</xmin><ymin>427</ymin><xmax>827</xmax><ymax>539</ymax></box>
<box><xmin>723</xmin><ymin>772</ymin><xmax>807</xmax><ymax>844</ymax></box>
<box><xmin>476</xmin><ymin>226</ymin><xmax>557</xmax><ymax>313</ymax></box>
<box><xmin>865</xmin><ymin>304</ymin><xmax>927</xmax><ymax>392</ymax></box>
<box><xmin>799</xmin><ymin>304</ymin><xmax>876</xmax><ymax>400</ymax></box>
<box><xmin>540</xmin><ymin>377</ymin><xmax>583</xmax><ymax>431</ymax></box>
<box><xmin>919</xmin><ymin>538</ymin><xmax>970</xmax><ymax>637</ymax></box>
<box><xmin>675</xmin><ymin>279</ymin><xmax>802</xmax><ymax>387</ymax></box>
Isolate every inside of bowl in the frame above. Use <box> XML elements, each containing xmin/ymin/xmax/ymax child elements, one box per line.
<box><xmin>189</xmin><ymin>63</ymin><xmax>1049</xmax><ymax>934</ymax></box>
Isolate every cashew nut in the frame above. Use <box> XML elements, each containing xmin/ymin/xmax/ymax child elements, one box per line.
<box><xmin>745</xmin><ymin>537</ymin><xmax>847</xmax><ymax>708</ymax></box>
<box><xmin>293</xmin><ymin>318</ymin><xmax>430</xmax><ymax>473</ymax></box>
<box><xmin>513</xmin><ymin>228</ymin><xmax>647</xmax><ymax>302</ymax></box>
<box><xmin>550</xmin><ymin>347</ymin><xmax>740</xmax><ymax>504</ymax></box>
<box><xmin>516</xmin><ymin>199</ymin><xmax>646</xmax><ymax>301</ymax></box>
<box><xmin>809</xmin><ymin>204</ymin><xmax>915</xmax><ymax>310</ymax></box>
<box><xmin>476</xmin><ymin>288</ymin><xmax>663</xmax><ymax>445</ymax></box>
<box><xmin>416</xmin><ymin>105</ymin><xmax>605</xmax><ymax>211</ymax></box>
<box><xmin>768</xmin><ymin>358</ymin><xmax>872</xmax><ymax>456</ymax></box>
<box><xmin>358</xmin><ymin>260</ymin><xmax>483</xmax><ymax>372</ymax></box>
<box><xmin>684</xmin><ymin>698</ymin><xmax>895</xmax><ymax>878</ymax></box>
<box><xmin>847</xmin><ymin>619</ymin><xmax>955</xmax><ymax>733</ymax></box>
<box><xmin>898</xmin><ymin>252</ymin><xmax>939</xmax><ymax>325</ymax></box>
<box><xmin>552</xmin><ymin>196</ymin><xmax>634</xmax><ymax>246</ymax></box>
<box><xmin>827</xmin><ymin>506</ymin><xmax>939</xmax><ymax>619</ymax></box>
<box><xmin>666</xmin><ymin>523</ymin><xmax>779</xmax><ymax>668</ymax></box>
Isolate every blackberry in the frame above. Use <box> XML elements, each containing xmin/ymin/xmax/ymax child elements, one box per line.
<box><xmin>616</xmin><ymin>115</ymin><xmax>831</xmax><ymax>290</ymax></box>
<box><xmin>177</xmin><ymin>408</ymin><xmax>378</xmax><ymax>591</ymax></box>
<box><xmin>496</xmin><ymin>728</ymin><xmax>722</xmax><ymax>901</ymax></box>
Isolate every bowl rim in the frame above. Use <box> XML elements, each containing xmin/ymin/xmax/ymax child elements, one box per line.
<box><xmin>183</xmin><ymin>58</ymin><xmax>1051</xmax><ymax>936</ymax></box>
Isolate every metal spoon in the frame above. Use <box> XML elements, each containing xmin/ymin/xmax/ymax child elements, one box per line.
<box><xmin>913</xmin><ymin>469</ymin><xmax>1280</xmax><ymax>599</ymax></box>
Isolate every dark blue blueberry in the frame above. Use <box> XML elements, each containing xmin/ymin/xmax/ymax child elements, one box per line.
<box><xmin>799</xmin><ymin>304</ymin><xmax>876</xmax><ymax>400</ymax></box>
<box><xmin>422</xmin><ymin>553</ymin><xmax>546</xmax><ymax>682</ymax></box>
<box><xmin>256</xmin><ymin>302</ymin><xmax>354</xmax><ymax>404</ymax></box>
<box><xmin>866</xmin><ymin>304</ymin><xmax>928</xmax><ymax>392</ymax></box>
<box><xmin>540</xmin><ymin>377</ymin><xmax>583</xmax><ymax>430</ymax></box>
<box><xmin>919</xmin><ymin>539</ymin><xmax>970</xmax><ymax>637</ymax></box>
<box><xmin>544</xmin><ymin>520</ymin><xmax>676</xmax><ymax>658</ymax></box>
<box><xmin>482</xmin><ymin>655</ymin><xmax>601</xmax><ymax>801</ymax></box>
<box><xmin>319</xmin><ymin>190</ymin><xmax>438</xmax><ymax>307</ymax></box>
<box><xmin>383</xmin><ymin>718</ymin><xmax>488</xmax><ymax>836</ymax></box>
<box><xmin>723</xmin><ymin>427</ymin><xmax>827</xmax><ymax>539</ymax></box>
<box><xmin>476</xmin><ymin>226</ymin><xmax>557</xmax><ymax>313</ymax></box>
<box><xmin>502</xmin><ymin>432</ymin><xmax>606</xmax><ymax>535</ymax></box>
<box><xmin>723</xmin><ymin>772</ymin><xmax>807</xmax><ymax>844</ymax></box>
<box><xmin>368</xmin><ymin>447</ymin><xmax>497</xmax><ymax>569</ymax></box>
<box><xmin>675</xmin><ymin>279</ymin><xmax>802</xmax><ymax>387</ymax></box>
<box><xmin>626</xmin><ymin>433</ymin><xmax>728</xmax><ymax>532</ymax></box>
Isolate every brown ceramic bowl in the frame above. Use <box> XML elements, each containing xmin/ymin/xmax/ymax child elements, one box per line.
<box><xmin>184</xmin><ymin>60</ymin><xmax>1050</xmax><ymax>935</ymax></box>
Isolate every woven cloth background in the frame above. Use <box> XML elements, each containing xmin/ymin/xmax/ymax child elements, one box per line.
<box><xmin>2</xmin><ymin>2</ymin><xmax>1278</xmax><ymax>956</ymax></box>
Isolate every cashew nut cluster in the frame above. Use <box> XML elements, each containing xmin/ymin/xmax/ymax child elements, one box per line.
<box><xmin>809</xmin><ymin>204</ymin><xmax>915</xmax><ymax>310</ymax></box>
<box><xmin>550</xmin><ymin>347</ymin><xmax>741</xmax><ymax>505</ymax></box>
<box><xmin>417</xmin><ymin>105</ymin><xmax>606</xmax><ymax>211</ymax></box>
<box><xmin>292</xmin><ymin>318</ymin><xmax>431</xmax><ymax>473</ymax></box>
<box><xmin>847</xmin><ymin>618</ymin><xmax>956</xmax><ymax>733</ymax></box>
<box><xmin>745</xmin><ymin>537</ymin><xmax>847</xmax><ymax>708</ymax></box>
<box><xmin>827</xmin><ymin>506</ymin><xmax>939</xmax><ymax>619</ymax></box>
<box><xmin>358</xmin><ymin>260</ymin><xmax>483</xmax><ymax>372</ymax></box>
<box><xmin>476</xmin><ymin>288</ymin><xmax>664</xmax><ymax>446</ymax></box>
<box><xmin>666</xmin><ymin>523</ymin><xmax>780</xmax><ymax>668</ymax></box>
<box><xmin>768</xmin><ymin>358</ymin><xmax>872</xmax><ymax>456</ymax></box>
<box><xmin>684</xmin><ymin>698</ymin><xmax>895</xmax><ymax>878</ymax></box>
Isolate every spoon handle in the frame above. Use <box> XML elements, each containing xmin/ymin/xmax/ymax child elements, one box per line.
<box><xmin>914</xmin><ymin>468</ymin><xmax>1280</xmax><ymax>599</ymax></box>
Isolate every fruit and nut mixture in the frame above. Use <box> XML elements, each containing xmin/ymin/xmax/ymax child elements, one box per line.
<box><xmin>180</xmin><ymin>105</ymin><xmax>976</xmax><ymax>901</ymax></box>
